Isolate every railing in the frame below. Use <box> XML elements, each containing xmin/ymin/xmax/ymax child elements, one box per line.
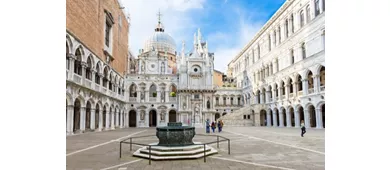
<box><xmin>129</xmin><ymin>97</ymin><xmax>137</xmax><ymax>102</ymax></box>
<box><xmin>308</xmin><ymin>88</ymin><xmax>314</xmax><ymax>94</ymax></box>
<box><xmin>169</xmin><ymin>97</ymin><xmax>176</xmax><ymax>102</ymax></box>
<box><xmin>119</xmin><ymin>134</ymin><xmax>230</xmax><ymax>165</ymax></box>
<box><xmin>320</xmin><ymin>86</ymin><xmax>325</xmax><ymax>92</ymax></box>
<box><xmin>149</xmin><ymin>97</ymin><xmax>157</xmax><ymax>102</ymax></box>
<box><xmin>298</xmin><ymin>91</ymin><xmax>303</xmax><ymax>96</ymax></box>
<box><xmin>73</xmin><ymin>74</ymin><xmax>81</xmax><ymax>84</ymax></box>
<box><xmin>85</xmin><ymin>79</ymin><xmax>92</xmax><ymax>88</ymax></box>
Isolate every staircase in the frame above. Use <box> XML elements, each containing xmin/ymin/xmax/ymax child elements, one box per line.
<box><xmin>218</xmin><ymin>106</ymin><xmax>253</xmax><ymax>126</ymax></box>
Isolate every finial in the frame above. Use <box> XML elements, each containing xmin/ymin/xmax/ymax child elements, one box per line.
<box><xmin>157</xmin><ymin>9</ymin><xmax>162</xmax><ymax>23</ymax></box>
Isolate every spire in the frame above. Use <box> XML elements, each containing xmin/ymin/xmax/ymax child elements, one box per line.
<box><xmin>181</xmin><ymin>41</ymin><xmax>186</xmax><ymax>64</ymax></box>
<box><xmin>155</xmin><ymin>9</ymin><xmax>164</xmax><ymax>32</ymax></box>
<box><xmin>197</xmin><ymin>28</ymin><xmax>202</xmax><ymax>44</ymax></box>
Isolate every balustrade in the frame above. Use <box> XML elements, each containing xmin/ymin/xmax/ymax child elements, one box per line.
<box><xmin>73</xmin><ymin>74</ymin><xmax>81</xmax><ymax>84</ymax></box>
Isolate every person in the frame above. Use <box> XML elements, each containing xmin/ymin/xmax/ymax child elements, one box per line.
<box><xmin>217</xmin><ymin>120</ymin><xmax>222</xmax><ymax>133</ymax></box>
<box><xmin>205</xmin><ymin>119</ymin><xmax>210</xmax><ymax>133</ymax></box>
<box><xmin>301</xmin><ymin>120</ymin><xmax>306</xmax><ymax>137</ymax></box>
<box><xmin>211</xmin><ymin>121</ymin><xmax>216</xmax><ymax>133</ymax></box>
<box><xmin>220</xmin><ymin>120</ymin><xmax>224</xmax><ymax>132</ymax></box>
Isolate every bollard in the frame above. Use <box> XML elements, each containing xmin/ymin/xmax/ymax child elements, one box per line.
<box><xmin>204</xmin><ymin>144</ymin><xmax>206</xmax><ymax>162</ymax></box>
<box><xmin>228</xmin><ymin>139</ymin><xmax>230</xmax><ymax>155</ymax></box>
<box><xmin>119</xmin><ymin>142</ymin><xmax>122</xmax><ymax>158</ymax></box>
<box><xmin>217</xmin><ymin>136</ymin><xmax>219</xmax><ymax>148</ymax></box>
<box><xmin>149</xmin><ymin>145</ymin><xmax>151</xmax><ymax>165</ymax></box>
<box><xmin>130</xmin><ymin>138</ymin><xmax>132</xmax><ymax>151</ymax></box>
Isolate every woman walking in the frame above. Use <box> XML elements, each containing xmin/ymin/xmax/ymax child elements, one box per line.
<box><xmin>300</xmin><ymin>120</ymin><xmax>306</xmax><ymax>137</ymax></box>
<box><xmin>217</xmin><ymin>120</ymin><xmax>222</xmax><ymax>133</ymax></box>
<box><xmin>211</xmin><ymin>121</ymin><xmax>216</xmax><ymax>133</ymax></box>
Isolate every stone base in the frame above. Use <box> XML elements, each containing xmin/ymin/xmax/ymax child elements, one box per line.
<box><xmin>133</xmin><ymin>142</ymin><xmax>218</xmax><ymax>160</ymax></box>
<box><xmin>193</xmin><ymin>123</ymin><xmax>203</xmax><ymax>128</ymax></box>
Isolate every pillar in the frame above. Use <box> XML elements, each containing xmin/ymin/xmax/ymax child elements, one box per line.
<box><xmin>303</xmin><ymin>79</ymin><xmax>309</xmax><ymax>95</ymax></box>
<box><xmin>278</xmin><ymin>86</ymin><xmax>283</xmax><ymax>101</ymax></box>
<box><xmin>314</xmin><ymin>75</ymin><xmax>320</xmax><ymax>93</ymax></box>
<box><xmin>304</xmin><ymin>109</ymin><xmax>310</xmax><ymax>128</ymax></box>
<box><xmin>145</xmin><ymin>91</ymin><xmax>150</xmax><ymax>102</ymax></box>
<box><xmin>316</xmin><ymin>108</ymin><xmax>323</xmax><ymax>128</ymax></box>
<box><xmin>136</xmin><ymin>90</ymin><xmax>141</xmax><ymax>102</ymax></box>
<box><xmin>67</xmin><ymin>105</ymin><xmax>74</xmax><ymax>134</ymax></box>
<box><xmin>272</xmin><ymin>88</ymin><xmax>276</xmax><ymax>102</ymax></box>
<box><xmin>80</xmin><ymin>107</ymin><xmax>86</xmax><ymax>131</ymax></box>
<box><xmin>98</xmin><ymin>73</ymin><xmax>103</xmax><ymax>87</ymax></box>
<box><xmin>90</xmin><ymin>109</ymin><xmax>95</xmax><ymax>130</ymax></box>
<box><xmin>293</xmin><ymin>81</ymin><xmax>298</xmax><ymax>96</ymax></box>
<box><xmin>285</xmin><ymin>84</ymin><xmax>290</xmax><ymax>100</ymax></box>
<box><xmin>81</xmin><ymin>63</ymin><xmax>87</xmax><ymax>85</ymax></box>
<box><xmin>286</xmin><ymin>108</ymin><xmax>292</xmax><ymax>127</ymax></box>
<box><xmin>281</xmin><ymin>22</ymin><xmax>286</xmax><ymax>41</ymax></box>
<box><xmin>116</xmin><ymin>110</ymin><xmax>119</xmax><ymax>127</ymax></box>
<box><xmin>279</xmin><ymin>110</ymin><xmax>285</xmax><ymax>127</ymax></box>
<box><xmin>276</xmin><ymin>29</ymin><xmax>280</xmax><ymax>45</ymax></box>
<box><xmin>266</xmin><ymin>110</ymin><xmax>272</xmax><ymax>127</ymax></box>
<box><xmin>157</xmin><ymin>90</ymin><xmax>161</xmax><ymax>102</ymax></box>
<box><xmin>266</xmin><ymin>90</ymin><xmax>270</xmax><ymax>103</ymax></box>
<box><xmin>273</xmin><ymin>112</ymin><xmax>278</xmax><ymax>127</ymax></box>
<box><xmin>105</xmin><ymin>109</ymin><xmax>110</xmax><ymax>130</ymax></box>
<box><xmin>165</xmin><ymin>90</ymin><xmax>169</xmax><ymax>103</ymax></box>
<box><xmin>294</xmin><ymin>109</ymin><xmax>300</xmax><ymax>128</ymax></box>
<box><xmin>111</xmin><ymin>110</ymin><xmax>115</xmax><ymax>130</ymax></box>
<box><xmin>260</xmin><ymin>92</ymin><xmax>264</xmax><ymax>104</ymax></box>
<box><xmin>98</xmin><ymin>109</ymin><xmax>103</xmax><ymax>131</ymax></box>
<box><xmin>68</xmin><ymin>56</ymin><xmax>75</xmax><ymax>79</ymax></box>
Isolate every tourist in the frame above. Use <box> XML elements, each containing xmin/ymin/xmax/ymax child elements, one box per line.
<box><xmin>301</xmin><ymin>120</ymin><xmax>306</xmax><ymax>137</ymax></box>
<box><xmin>211</xmin><ymin>121</ymin><xmax>216</xmax><ymax>133</ymax></box>
<box><xmin>217</xmin><ymin>120</ymin><xmax>222</xmax><ymax>133</ymax></box>
<box><xmin>220</xmin><ymin>120</ymin><xmax>224</xmax><ymax>132</ymax></box>
<box><xmin>206</xmin><ymin>119</ymin><xmax>210</xmax><ymax>133</ymax></box>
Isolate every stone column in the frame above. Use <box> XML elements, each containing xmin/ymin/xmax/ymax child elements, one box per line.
<box><xmin>293</xmin><ymin>81</ymin><xmax>298</xmax><ymax>96</ymax></box>
<box><xmin>302</xmin><ymin>79</ymin><xmax>309</xmax><ymax>95</ymax></box>
<box><xmin>294</xmin><ymin>109</ymin><xmax>300</xmax><ymax>128</ymax></box>
<box><xmin>81</xmin><ymin>63</ymin><xmax>87</xmax><ymax>85</ymax></box>
<box><xmin>285</xmin><ymin>84</ymin><xmax>290</xmax><ymax>100</ymax></box>
<box><xmin>68</xmin><ymin>56</ymin><xmax>75</xmax><ymax>79</ymax></box>
<box><xmin>316</xmin><ymin>108</ymin><xmax>323</xmax><ymax>128</ymax></box>
<box><xmin>156</xmin><ymin>90</ymin><xmax>161</xmax><ymax>102</ymax></box>
<box><xmin>111</xmin><ymin>110</ymin><xmax>115</xmax><ymax>130</ymax></box>
<box><xmin>265</xmin><ymin>90</ymin><xmax>270</xmax><ymax>103</ymax></box>
<box><xmin>286</xmin><ymin>108</ymin><xmax>292</xmax><ymax>127</ymax></box>
<box><xmin>272</xmin><ymin>88</ymin><xmax>276</xmax><ymax>102</ymax></box>
<box><xmin>310</xmin><ymin>0</ymin><xmax>315</xmax><ymax>20</ymax></box>
<box><xmin>116</xmin><ymin>110</ymin><xmax>119</xmax><ymax>127</ymax></box>
<box><xmin>80</xmin><ymin>107</ymin><xmax>86</xmax><ymax>131</ymax></box>
<box><xmin>273</xmin><ymin>112</ymin><xmax>278</xmax><ymax>127</ymax></box>
<box><xmin>136</xmin><ymin>90</ymin><xmax>141</xmax><ymax>102</ymax></box>
<box><xmin>266</xmin><ymin>110</ymin><xmax>272</xmax><ymax>127</ymax></box>
<box><xmin>145</xmin><ymin>91</ymin><xmax>150</xmax><ymax>102</ymax></box>
<box><xmin>281</xmin><ymin>23</ymin><xmax>286</xmax><ymax>41</ymax></box>
<box><xmin>91</xmin><ymin>70</ymin><xmax>96</xmax><ymax>87</ymax></box>
<box><xmin>319</xmin><ymin>0</ymin><xmax>324</xmax><ymax>13</ymax></box>
<box><xmin>314</xmin><ymin>75</ymin><xmax>320</xmax><ymax>93</ymax></box>
<box><xmin>260</xmin><ymin>92</ymin><xmax>264</xmax><ymax>104</ymax></box>
<box><xmin>304</xmin><ymin>109</ymin><xmax>310</xmax><ymax>128</ymax></box>
<box><xmin>98</xmin><ymin>109</ymin><xmax>103</xmax><ymax>131</ymax></box>
<box><xmin>165</xmin><ymin>90</ymin><xmax>169</xmax><ymax>103</ymax></box>
<box><xmin>278</xmin><ymin>86</ymin><xmax>282</xmax><ymax>101</ymax></box>
<box><xmin>146</xmin><ymin>112</ymin><xmax>150</xmax><ymax>127</ymax></box>
<box><xmin>279</xmin><ymin>111</ymin><xmax>285</xmax><ymax>127</ymax></box>
<box><xmin>66</xmin><ymin>105</ymin><xmax>74</xmax><ymax>134</ymax></box>
<box><xmin>98</xmin><ymin>73</ymin><xmax>104</xmax><ymax>87</ymax></box>
<box><xmin>105</xmin><ymin>109</ymin><xmax>110</xmax><ymax>130</ymax></box>
<box><xmin>90</xmin><ymin>109</ymin><xmax>95</xmax><ymax>130</ymax></box>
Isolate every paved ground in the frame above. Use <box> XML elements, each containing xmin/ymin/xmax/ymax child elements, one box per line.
<box><xmin>66</xmin><ymin>127</ymin><xmax>325</xmax><ymax>170</ymax></box>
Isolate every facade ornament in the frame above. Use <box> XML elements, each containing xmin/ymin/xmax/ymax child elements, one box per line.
<box><xmin>140</xmin><ymin>110</ymin><xmax>145</xmax><ymax>120</ymax></box>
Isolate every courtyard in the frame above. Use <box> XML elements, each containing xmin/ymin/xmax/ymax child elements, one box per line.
<box><xmin>66</xmin><ymin>127</ymin><xmax>325</xmax><ymax>170</ymax></box>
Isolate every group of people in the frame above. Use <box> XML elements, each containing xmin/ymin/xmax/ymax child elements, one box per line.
<box><xmin>205</xmin><ymin>119</ymin><xmax>223</xmax><ymax>133</ymax></box>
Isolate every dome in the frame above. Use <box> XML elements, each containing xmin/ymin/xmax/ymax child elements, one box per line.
<box><xmin>143</xmin><ymin>31</ymin><xmax>176</xmax><ymax>54</ymax></box>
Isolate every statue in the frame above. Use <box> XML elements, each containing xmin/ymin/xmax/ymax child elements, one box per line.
<box><xmin>141</xmin><ymin>61</ymin><xmax>145</xmax><ymax>72</ymax></box>
<box><xmin>140</xmin><ymin>110</ymin><xmax>145</xmax><ymax>120</ymax></box>
<box><xmin>195</xmin><ymin>104</ymin><xmax>200</xmax><ymax>115</ymax></box>
<box><xmin>160</xmin><ymin>110</ymin><xmax>166</xmax><ymax>121</ymax></box>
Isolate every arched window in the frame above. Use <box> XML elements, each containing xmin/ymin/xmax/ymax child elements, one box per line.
<box><xmin>291</xmin><ymin>49</ymin><xmax>294</xmax><ymax>65</ymax></box>
<box><xmin>109</xmin><ymin>72</ymin><xmax>114</xmax><ymax>90</ymax></box>
<box><xmin>95</xmin><ymin>63</ymin><xmax>100</xmax><ymax>84</ymax></box>
<box><xmin>306</xmin><ymin>5</ymin><xmax>311</xmax><ymax>23</ymax></box>
<box><xmin>278</xmin><ymin>26</ymin><xmax>281</xmax><ymax>43</ymax></box>
<box><xmin>273</xmin><ymin>31</ymin><xmax>276</xmax><ymax>46</ymax></box>
<box><xmin>297</xmin><ymin>75</ymin><xmax>303</xmax><ymax>92</ymax></box>
<box><xmin>268</xmin><ymin>34</ymin><xmax>271</xmax><ymax>51</ymax></box>
<box><xmin>281</xmin><ymin>81</ymin><xmax>285</xmax><ymax>95</ymax></box>
<box><xmin>74</xmin><ymin>48</ymin><xmax>83</xmax><ymax>75</ymax></box>
<box><xmin>290</xmin><ymin>14</ymin><xmax>294</xmax><ymax>33</ymax></box>
<box><xmin>320</xmin><ymin>66</ymin><xmax>325</xmax><ymax>87</ymax></box>
<box><xmin>275</xmin><ymin>84</ymin><xmax>279</xmax><ymax>97</ymax></box>
<box><xmin>86</xmin><ymin>56</ymin><xmax>93</xmax><ymax>80</ymax></box>
<box><xmin>300</xmin><ymin>10</ymin><xmax>305</xmax><ymax>27</ymax></box>
<box><xmin>315</xmin><ymin>0</ymin><xmax>320</xmax><ymax>16</ymax></box>
<box><xmin>301</xmin><ymin>43</ymin><xmax>306</xmax><ymax>59</ymax></box>
<box><xmin>285</xmin><ymin>19</ymin><xmax>289</xmax><ymax>38</ymax></box>
<box><xmin>103</xmin><ymin>67</ymin><xmax>109</xmax><ymax>87</ymax></box>
<box><xmin>207</xmin><ymin>100</ymin><xmax>211</xmax><ymax>109</ymax></box>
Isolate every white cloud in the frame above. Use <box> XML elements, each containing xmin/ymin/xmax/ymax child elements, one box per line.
<box><xmin>122</xmin><ymin>0</ymin><xmax>206</xmax><ymax>56</ymax></box>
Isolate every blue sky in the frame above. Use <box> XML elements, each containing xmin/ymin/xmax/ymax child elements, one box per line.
<box><xmin>122</xmin><ymin>0</ymin><xmax>285</xmax><ymax>73</ymax></box>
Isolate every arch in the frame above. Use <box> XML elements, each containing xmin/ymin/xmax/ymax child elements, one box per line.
<box><xmin>215</xmin><ymin>113</ymin><xmax>221</xmax><ymax>121</ymax></box>
<box><xmin>73</xmin><ymin>98</ymin><xmax>81</xmax><ymax>132</ymax></box>
<box><xmin>66</xmin><ymin>35</ymin><xmax>73</xmax><ymax>54</ymax></box>
<box><xmin>169</xmin><ymin>83</ymin><xmax>177</xmax><ymax>97</ymax></box>
<box><xmin>169</xmin><ymin>110</ymin><xmax>177</xmax><ymax>122</ymax></box>
<box><xmin>149</xmin><ymin>109</ymin><xmax>157</xmax><ymax>127</ymax></box>
<box><xmin>268</xmin><ymin>108</ymin><xmax>273</xmax><ymax>126</ymax></box>
<box><xmin>307</xmin><ymin>104</ymin><xmax>316</xmax><ymax>128</ymax></box>
<box><xmin>129</xmin><ymin>109</ymin><xmax>137</xmax><ymax>127</ymax></box>
<box><xmin>280</xmin><ymin>107</ymin><xmax>286</xmax><ymax>126</ymax></box>
<box><xmin>260</xmin><ymin>109</ymin><xmax>267</xmax><ymax>126</ymax></box>
<box><xmin>297</xmin><ymin>74</ymin><xmax>303</xmax><ymax>92</ymax></box>
<box><xmin>274</xmin><ymin>108</ymin><xmax>279</xmax><ymax>126</ymax></box>
<box><xmin>74</xmin><ymin>47</ymin><xmax>83</xmax><ymax>75</ymax></box>
<box><xmin>286</xmin><ymin>77</ymin><xmax>293</xmax><ymax>94</ymax></box>
<box><xmin>103</xmin><ymin>105</ymin><xmax>108</xmax><ymax>128</ymax></box>
<box><xmin>149</xmin><ymin>83</ymin><xmax>158</xmax><ymax>97</ymax></box>
<box><xmin>319</xmin><ymin>66</ymin><xmax>325</xmax><ymax>87</ymax></box>
<box><xmin>85</xmin><ymin>55</ymin><xmax>93</xmax><ymax>80</ymax></box>
<box><xmin>66</xmin><ymin>41</ymin><xmax>70</xmax><ymax>70</ymax></box>
<box><xmin>86</xmin><ymin>101</ymin><xmax>92</xmax><ymax>130</ymax></box>
<box><xmin>95</xmin><ymin>103</ymin><xmax>100</xmax><ymax>129</ymax></box>
<box><xmin>281</xmin><ymin>81</ymin><xmax>285</xmax><ymax>96</ymax></box>
<box><xmin>307</xmin><ymin>70</ymin><xmax>314</xmax><ymax>90</ymax></box>
<box><xmin>256</xmin><ymin>90</ymin><xmax>261</xmax><ymax>104</ymax></box>
<box><xmin>66</xmin><ymin>93</ymin><xmax>73</xmax><ymax>105</ymax></box>
<box><xmin>296</xmin><ymin>105</ymin><xmax>304</xmax><ymax>124</ymax></box>
<box><xmin>103</xmin><ymin>66</ymin><xmax>110</xmax><ymax>87</ymax></box>
<box><xmin>95</xmin><ymin>62</ymin><xmax>101</xmax><ymax>84</ymax></box>
<box><xmin>109</xmin><ymin>71</ymin><xmax>114</xmax><ymax>90</ymax></box>
<box><xmin>288</xmin><ymin>106</ymin><xmax>295</xmax><ymax>126</ymax></box>
<box><xmin>129</xmin><ymin>83</ymin><xmax>138</xmax><ymax>97</ymax></box>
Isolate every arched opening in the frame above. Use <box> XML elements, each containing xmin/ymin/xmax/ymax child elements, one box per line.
<box><xmin>149</xmin><ymin>110</ymin><xmax>157</xmax><ymax>127</ymax></box>
<box><xmin>320</xmin><ymin>66</ymin><xmax>325</xmax><ymax>91</ymax></box>
<box><xmin>95</xmin><ymin>63</ymin><xmax>101</xmax><ymax>84</ymax></box>
<box><xmin>109</xmin><ymin>72</ymin><xmax>114</xmax><ymax>91</ymax></box>
<box><xmin>108</xmin><ymin>106</ymin><xmax>113</xmax><ymax>128</ymax></box>
<box><xmin>301</xmin><ymin>43</ymin><xmax>306</xmax><ymax>59</ymax></box>
<box><xmin>308</xmin><ymin>105</ymin><xmax>316</xmax><ymax>128</ymax></box>
<box><xmin>281</xmin><ymin>81</ymin><xmax>285</xmax><ymax>97</ymax></box>
<box><xmin>74</xmin><ymin>48</ymin><xmax>83</xmax><ymax>75</ymax></box>
<box><xmin>103</xmin><ymin>105</ymin><xmax>107</xmax><ymax>128</ymax></box>
<box><xmin>275</xmin><ymin>109</ymin><xmax>280</xmax><ymax>126</ymax></box>
<box><xmin>169</xmin><ymin>110</ymin><xmax>177</xmax><ymax>122</ymax></box>
<box><xmin>215</xmin><ymin>113</ymin><xmax>221</xmax><ymax>121</ymax></box>
<box><xmin>298</xmin><ymin>106</ymin><xmax>304</xmax><ymax>123</ymax></box>
<box><xmin>169</xmin><ymin>84</ymin><xmax>177</xmax><ymax>100</ymax></box>
<box><xmin>149</xmin><ymin>84</ymin><xmax>157</xmax><ymax>98</ymax></box>
<box><xmin>207</xmin><ymin>100</ymin><xmax>211</xmax><ymax>109</ymax></box>
<box><xmin>289</xmin><ymin>107</ymin><xmax>295</xmax><ymax>127</ymax></box>
<box><xmin>114</xmin><ymin>108</ymin><xmax>118</xmax><ymax>127</ymax></box>
<box><xmin>300</xmin><ymin>10</ymin><xmax>305</xmax><ymax>27</ymax></box>
<box><xmin>268</xmin><ymin>85</ymin><xmax>273</xmax><ymax>101</ymax></box>
<box><xmin>73</xmin><ymin>99</ymin><xmax>81</xmax><ymax>132</ymax></box>
<box><xmin>285</xmin><ymin>19</ymin><xmax>289</xmax><ymax>38</ymax></box>
<box><xmin>262</xmin><ymin>88</ymin><xmax>266</xmax><ymax>103</ymax></box>
<box><xmin>308</xmin><ymin>71</ymin><xmax>314</xmax><ymax>93</ymax></box>
<box><xmin>322</xmin><ymin>104</ymin><xmax>325</xmax><ymax>128</ymax></box>
<box><xmin>86</xmin><ymin>101</ymin><xmax>91</xmax><ymax>130</ymax></box>
<box><xmin>269</xmin><ymin>109</ymin><xmax>273</xmax><ymax>126</ymax></box>
<box><xmin>95</xmin><ymin>104</ymin><xmax>99</xmax><ymax>129</ymax></box>
<box><xmin>129</xmin><ymin>110</ymin><xmax>137</xmax><ymax>127</ymax></box>
<box><xmin>103</xmin><ymin>67</ymin><xmax>109</xmax><ymax>88</ymax></box>
<box><xmin>257</xmin><ymin>90</ymin><xmax>261</xmax><ymax>104</ymax></box>
<box><xmin>291</xmin><ymin>14</ymin><xmax>294</xmax><ymax>33</ymax></box>
<box><xmin>86</xmin><ymin>56</ymin><xmax>93</xmax><ymax>80</ymax></box>
<box><xmin>129</xmin><ymin>84</ymin><xmax>137</xmax><ymax>97</ymax></box>
<box><xmin>288</xmin><ymin>78</ymin><xmax>293</xmax><ymax>94</ymax></box>
<box><xmin>222</xmin><ymin>112</ymin><xmax>227</xmax><ymax>116</ymax></box>
<box><xmin>297</xmin><ymin>75</ymin><xmax>303</xmax><ymax>95</ymax></box>
<box><xmin>281</xmin><ymin>108</ymin><xmax>286</xmax><ymax>126</ymax></box>
<box><xmin>260</xmin><ymin>110</ymin><xmax>266</xmax><ymax>126</ymax></box>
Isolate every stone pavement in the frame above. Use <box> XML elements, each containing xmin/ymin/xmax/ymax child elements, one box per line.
<box><xmin>66</xmin><ymin>127</ymin><xmax>325</xmax><ymax>170</ymax></box>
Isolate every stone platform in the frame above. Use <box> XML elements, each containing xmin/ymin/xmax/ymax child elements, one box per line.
<box><xmin>133</xmin><ymin>142</ymin><xmax>218</xmax><ymax>160</ymax></box>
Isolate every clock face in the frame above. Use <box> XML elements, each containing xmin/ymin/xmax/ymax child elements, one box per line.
<box><xmin>148</xmin><ymin>62</ymin><xmax>157</xmax><ymax>71</ymax></box>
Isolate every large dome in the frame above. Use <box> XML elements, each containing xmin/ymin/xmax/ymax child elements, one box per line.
<box><xmin>143</xmin><ymin>31</ymin><xmax>176</xmax><ymax>54</ymax></box>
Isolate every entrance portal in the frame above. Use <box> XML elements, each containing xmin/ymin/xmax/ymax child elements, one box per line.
<box><xmin>73</xmin><ymin>99</ymin><xmax>81</xmax><ymax>132</ymax></box>
<box><xmin>169</xmin><ymin>110</ymin><xmax>176</xmax><ymax>122</ymax></box>
<box><xmin>149</xmin><ymin>110</ymin><xmax>157</xmax><ymax>127</ymax></box>
<box><xmin>129</xmin><ymin>110</ymin><xmax>136</xmax><ymax>127</ymax></box>
<box><xmin>308</xmin><ymin>105</ymin><xmax>316</xmax><ymax>128</ymax></box>
<box><xmin>215</xmin><ymin>113</ymin><xmax>220</xmax><ymax>121</ymax></box>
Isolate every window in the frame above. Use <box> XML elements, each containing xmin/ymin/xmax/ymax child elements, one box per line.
<box><xmin>268</xmin><ymin>34</ymin><xmax>271</xmax><ymax>51</ymax></box>
<box><xmin>194</xmin><ymin>68</ymin><xmax>198</xmax><ymax>72</ymax></box>
<box><xmin>291</xmin><ymin>14</ymin><xmax>294</xmax><ymax>33</ymax></box>
<box><xmin>278</xmin><ymin>26</ymin><xmax>281</xmax><ymax>43</ymax></box>
<box><xmin>273</xmin><ymin>31</ymin><xmax>276</xmax><ymax>46</ymax></box>
<box><xmin>315</xmin><ymin>0</ymin><xmax>320</xmax><ymax>16</ymax></box>
<box><xmin>105</xmin><ymin>21</ymin><xmax>112</xmax><ymax>47</ymax></box>
<box><xmin>291</xmin><ymin>49</ymin><xmax>295</xmax><ymax>64</ymax></box>
<box><xmin>104</xmin><ymin>10</ymin><xmax>114</xmax><ymax>47</ymax></box>
<box><xmin>216</xmin><ymin>97</ymin><xmax>219</xmax><ymax>105</ymax></box>
<box><xmin>194</xmin><ymin>94</ymin><xmax>200</xmax><ymax>99</ymax></box>
<box><xmin>248</xmin><ymin>115</ymin><xmax>250</xmax><ymax>119</ymax></box>
<box><xmin>285</xmin><ymin>19</ymin><xmax>289</xmax><ymax>38</ymax></box>
<box><xmin>244</xmin><ymin>115</ymin><xmax>246</xmax><ymax>119</ymax></box>
<box><xmin>300</xmin><ymin>10</ymin><xmax>305</xmax><ymax>27</ymax></box>
<box><xmin>258</xmin><ymin>44</ymin><xmax>261</xmax><ymax>59</ymax></box>
<box><xmin>301</xmin><ymin>43</ymin><xmax>306</xmax><ymax>59</ymax></box>
<box><xmin>231</xmin><ymin>97</ymin><xmax>233</xmax><ymax>105</ymax></box>
<box><xmin>306</xmin><ymin>6</ymin><xmax>311</xmax><ymax>23</ymax></box>
<box><xmin>223</xmin><ymin>97</ymin><xmax>226</xmax><ymax>105</ymax></box>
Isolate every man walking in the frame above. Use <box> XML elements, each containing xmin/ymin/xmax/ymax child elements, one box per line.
<box><xmin>300</xmin><ymin>120</ymin><xmax>306</xmax><ymax>137</ymax></box>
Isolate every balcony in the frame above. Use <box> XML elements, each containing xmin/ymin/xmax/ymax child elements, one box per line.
<box><xmin>169</xmin><ymin>97</ymin><xmax>176</xmax><ymax>102</ymax></box>
<box><xmin>149</xmin><ymin>97</ymin><xmax>157</xmax><ymax>102</ymax></box>
<box><xmin>94</xmin><ymin>84</ymin><xmax>100</xmax><ymax>91</ymax></box>
<box><xmin>102</xmin><ymin>87</ymin><xmax>107</xmax><ymax>94</ymax></box>
<box><xmin>73</xmin><ymin>74</ymin><xmax>81</xmax><ymax>84</ymax></box>
<box><xmin>129</xmin><ymin>97</ymin><xmax>137</xmax><ymax>102</ymax></box>
<box><xmin>308</xmin><ymin>88</ymin><xmax>314</xmax><ymax>94</ymax></box>
<box><xmin>320</xmin><ymin>86</ymin><xmax>325</xmax><ymax>92</ymax></box>
<box><xmin>85</xmin><ymin>79</ymin><xmax>92</xmax><ymax>88</ymax></box>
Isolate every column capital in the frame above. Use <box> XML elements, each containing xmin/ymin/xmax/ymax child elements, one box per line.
<box><xmin>98</xmin><ymin>73</ymin><xmax>104</xmax><ymax>77</ymax></box>
<box><xmin>81</xmin><ymin>62</ymin><xmax>88</xmax><ymax>68</ymax></box>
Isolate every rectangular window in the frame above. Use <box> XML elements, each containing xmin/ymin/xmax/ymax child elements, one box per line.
<box><xmin>248</xmin><ymin>115</ymin><xmax>250</xmax><ymax>119</ymax></box>
<box><xmin>243</xmin><ymin>115</ymin><xmax>246</xmax><ymax>119</ymax></box>
<box><xmin>194</xmin><ymin>94</ymin><xmax>200</xmax><ymax>99</ymax></box>
<box><xmin>105</xmin><ymin>21</ymin><xmax>111</xmax><ymax>47</ymax></box>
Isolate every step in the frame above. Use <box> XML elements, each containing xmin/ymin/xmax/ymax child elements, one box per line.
<box><xmin>139</xmin><ymin>147</ymin><xmax>213</xmax><ymax>156</ymax></box>
<box><xmin>133</xmin><ymin>146</ymin><xmax>218</xmax><ymax>160</ymax></box>
<box><xmin>144</xmin><ymin>142</ymin><xmax>205</xmax><ymax>152</ymax></box>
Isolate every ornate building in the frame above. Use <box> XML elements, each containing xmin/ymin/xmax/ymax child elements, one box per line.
<box><xmin>219</xmin><ymin>0</ymin><xmax>325</xmax><ymax>129</ymax></box>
